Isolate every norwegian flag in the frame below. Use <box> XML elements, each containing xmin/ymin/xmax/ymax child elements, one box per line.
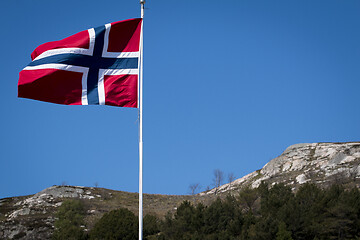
<box><xmin>18</xmin><ymin>18</ymin><xmax>142</xmax><ymax>107</ymax></box>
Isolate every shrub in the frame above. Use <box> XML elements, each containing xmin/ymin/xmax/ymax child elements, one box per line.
<box><xmin>52</xmin><ymin>199</ymin><xmax>87</xmax><ymax>240</ymax></box>
<box><xmin>89</xmin><ymin>208</ymin><xmax>138</xmax><ymax>240</ymax></box>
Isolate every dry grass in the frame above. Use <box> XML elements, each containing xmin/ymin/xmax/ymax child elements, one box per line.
<box><xmin>80</xmin><ymin>187</ymin><xmax>222</xmax><ymax>229</ymax></box>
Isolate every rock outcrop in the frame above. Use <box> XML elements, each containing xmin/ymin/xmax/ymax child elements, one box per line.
<box><xmin>0</xmin><ymin>186</ymin><xmax>104</xmax><ymax>240</ymax></box>
<box><xmin>206</xmin><ymin>142</ymin><xmax>360</xmax><ymax>194</ymax></box>
<box><xmin>0</xmin><ymin>186</ymin><xmax>206</xmax><ymax>239</ymax></box>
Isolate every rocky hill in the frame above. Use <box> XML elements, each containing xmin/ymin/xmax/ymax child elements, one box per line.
<box><xmin>206</xmin><ymin>142</ymin><xmax>360</xmax><ymax>194</ymax></box>
<box><xmin>0</xmin><ymin>186</ymin><xmax>216</xmax><ymax>239</ymax></box>
<box><xmin>1</xmin><ymin>142</ymin><xmax>359</xmax><ymax>239</ymax></box>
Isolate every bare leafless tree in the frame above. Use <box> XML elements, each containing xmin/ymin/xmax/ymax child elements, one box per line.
<box><xmin>228</xmin><ymin>172</ymin><xmax>236</xmax><ymax>189</ymax></box>
<box><xmin>213</xmin><ymin>169</ymin><xmax>224</xmax><ymax>195</ymax></box>
<box><xmin>189</xmin><ymin>183</ymin><xmax>201</xmax><ymax>195</ymax></box>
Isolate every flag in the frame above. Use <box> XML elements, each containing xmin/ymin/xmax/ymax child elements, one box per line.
<box><xmin>18</xmin><ymin>18</ymin><xmax>142</xmax><ymax>108</ymax></box>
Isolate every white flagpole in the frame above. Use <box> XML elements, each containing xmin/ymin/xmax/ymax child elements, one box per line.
<box><xmin>139</xmin><ymin>1</ymin><xmax>145</xmax><ymax>240</ymax></box>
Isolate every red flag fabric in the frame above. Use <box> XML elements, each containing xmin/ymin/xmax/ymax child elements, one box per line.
<box><xmin>18</xmin><ymin>18</ymin><xmax>142</xmax><ymax>107</ymax></box>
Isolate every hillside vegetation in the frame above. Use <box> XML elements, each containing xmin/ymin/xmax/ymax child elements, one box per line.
<box><xmin>51</xmin><ymin>183</ymin><xmax>360</xmax><ymax>240</ymax></box>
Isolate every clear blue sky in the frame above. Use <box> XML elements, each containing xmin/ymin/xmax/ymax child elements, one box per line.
<box><xmin>1</xmin><ymin>0</ymin><xmax>359</xmax><ymax>199</ymax></box>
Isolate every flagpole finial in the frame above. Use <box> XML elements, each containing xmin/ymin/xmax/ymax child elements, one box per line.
<box><xmin>140</xmin><ymin>0</ymin><xmax>145</xmax><ymax>19</ymax></box>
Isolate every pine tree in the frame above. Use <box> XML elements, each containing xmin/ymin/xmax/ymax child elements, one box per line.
<box><xmin>276</xmin><ymin>222</ymin><xmax>293</xmax><ymax>240</ymax></box>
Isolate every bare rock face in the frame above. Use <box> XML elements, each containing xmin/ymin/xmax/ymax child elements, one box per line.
<box><xmin>206</xmin><ymin>142</ymin><xmax>360</xmax><ymax>194</ymax></box>
<box><xmin>0</xmin><ymin>185</ymin><xmax>102</xmax><ymax>240</ymax></box>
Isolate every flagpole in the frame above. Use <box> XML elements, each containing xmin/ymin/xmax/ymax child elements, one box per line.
<box><xmin>139</xmin><ymin>1</ymin><xmax>145</xmax><ymax>240</ymax></box>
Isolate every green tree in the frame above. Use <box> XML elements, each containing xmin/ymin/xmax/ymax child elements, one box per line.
<box><xmin>240</xmin><ymin>211</ymin><xmax>256</xmax><ymax>240</ymax></box>
<box><xmin>144</xmin><ymin>214</ymin><xmax>160</xmax><ymax>239</ymax></box>
<box><xmin>52</xmin><ymin>199</ymin><xmax>87</xmax><ymax>240</ymax></box>
<box><xmin>292</xmin><ymin>183</ymin><xmax>323</xmax><ymax>240</ymax></box>
<box><xmin>239</xmin><ymin>186</ymin><xmax>259</xmax><ymax>212</ymax></box>
<box><xmin>256</xmin><ymin>183</ymin><xmax>294</xmax><ymax>239</ymax></box>
<box><xmin>318</xmin><ymin>185</ymin><xmax>360</xmax><ymax>239</ymax></box>
<box><xmin>260</xmin><ymin>183</ymin><xmax>293</xmax><ymax>219</ymax></box>
<box><xmin>276</xmin><ymin>222</ymin><xmax>293</xmax><ymax>240</ymax></box>
<box><xmin>174</xmin><ymin>200</ymin><xmax>197</xmax><ymax>237</ymax></box>
<box><xmin>202</xmin><ymin>196</ymin><xmax>243</xmax><ymax>238</ymax></box>
<box><xmin>89</xmin><ymin>208</ymin><xmax>137</xmax><ymax>240</ymax></box>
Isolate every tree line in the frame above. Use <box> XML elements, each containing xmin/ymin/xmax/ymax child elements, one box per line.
<box><xmin>52</xmin><ymin>182</ymin><xmax>360</xmax><ymax>240</ymax></box>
